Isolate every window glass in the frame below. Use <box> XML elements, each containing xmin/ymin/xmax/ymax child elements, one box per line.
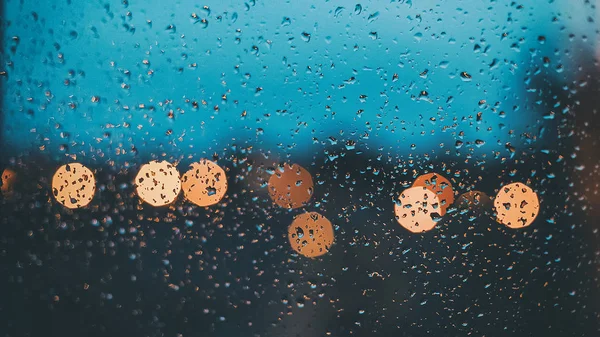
<box><xmin>1</xmin><ymin>1</ymin><xmax>599</xmax><ymax>336</ymax></box>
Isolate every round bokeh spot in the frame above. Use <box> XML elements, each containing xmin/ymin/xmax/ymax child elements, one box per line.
<box><xmin>1</xmin><ymin>168</ymin><xmax>17</xmax><ymax>198</ymax></box>
<box><xmin>413</xmin><ymin>173</ymin><xmax>455</xmax><ymax>215</ymax></box>
<box><xmin>394</xmin><ymin>186</ymin><xmax>441</xmax><ymax>233</ymax></box>
<box><xmin>52</xmin><ymin>163</ymin><xmax>96</xmax><ymax>209</ymax></box>
<box><xmin>268</xmin><ymin>163</ymin><xmax>314</xmax><ymax>209</ymax></box>
<box><xmin>494</xmin><ymin>182</ymin><xmax>540</xmax><ymax>229</ymax></box>
<box><xmin>135</xmin><ymin>160</ymin><xmax>181</xmax><ymax>207</ymax></box>
<box><xmin>181</xmin><ymin>159</ymin><xmax>228</xmax><ymax>207</ymax></box>
<box><xmin>288</xmin><ymin>211</ymin><xmax>335</xmax><ymax>258</ymax></box>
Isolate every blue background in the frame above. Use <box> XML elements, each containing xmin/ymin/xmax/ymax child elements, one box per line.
<box><xmin>2</xmin><ymin>0</ymin><xmax>590</xmax><ymax>165</ymax></box>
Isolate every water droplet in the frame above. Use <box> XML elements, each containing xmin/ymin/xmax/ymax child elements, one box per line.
<box><xmin>301</xmin><ymin>32</ymin><xmax>311</xmax><ymax>42</ymax></box>
<box><xmin>354</xmin><ymin>4</ymin><xmax>362</xmax><ymax>15</ymax></box>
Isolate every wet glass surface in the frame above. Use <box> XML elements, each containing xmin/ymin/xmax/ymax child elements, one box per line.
<box><xmin>1</xmin><ymin>0</ymin><xmax>599</xmax><ymax>336</ymax></box>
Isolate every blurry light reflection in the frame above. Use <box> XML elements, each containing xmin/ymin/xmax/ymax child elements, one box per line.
<box><xmin>288</xmin><ymin>211</ymin><xmax>335</xmax><ymax>258</ymax></box>
<box><xmin>135</xmin><ymin>160</ymin><xmax>181</xmax><ymax>207</ymax></box>
<box><xmin>1</xmin><ymin>168</ymin><xmax>17</xmax><ymax>199</ymax></box>
<box><xmin>394</xmin><ymin>186</ymin><xmax>441</xmax><ymax>233</ymax></box>
<box><xmin>51</xmin><ymin>163</ymin><xmax>96</xmax><ymax>209</ymax></box>
<box><xmin>412</xmin><ymin>173</ymin><xmax>455</xmax><ymax>215</ymax></box>
<box><xmin>268</xmin><ymin>163</ymin><xmax>314</xmax><ymax>209</ymax></box>
<box><xmin>181</xmin><ymin>159</ymin><xmax>228</xmax><ymax>207</ymax></box>
<box><xmin>494</xmin><ymin>182</ymin><xmax>540</xmax><ymax>228</ymax></box>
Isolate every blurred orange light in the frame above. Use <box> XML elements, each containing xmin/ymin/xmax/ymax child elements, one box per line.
<box><xmin>1</xmin><ymin>168</ymin><xmax>17</xmax><ymax>199</ymax></box>
<box><xmin>288</xmin><ymin>211</ymin><xmax>334</xmax><ymax>258</ymax></box>
<box><xmin>268</xmin><ymin>163</ymin><xmax>314</xmax><ymax>209</ymax></box>
<box><xmin>181</xmin><ymin>159</ymin><xmax>228</xmax><ymax>207</ymax></box>
<box><xmin>494</xmin><ymin>182</ymin><xmax>540</xmax><ymax>228</ymax></box>
<box><xmin>394</xmin><ymin>186</ymin><xmax>441</xmax><ymax>233</ymax></box>
<box><xmin>413</xmin><ymin>173</ymin><xmax>455</xmax><ymax>215</ymax></box>
<box><xmin>52</xmin><ymin>163</ymin><xmax>96</xmax><ymax>209</ymax></box>
<box><xmin>135</xmin><ymin>160</ymin><xmax>181</xmax><ymax>207</ymax></box>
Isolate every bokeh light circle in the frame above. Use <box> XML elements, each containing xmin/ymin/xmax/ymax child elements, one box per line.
<box><xmin>268</xmin><ymin>163</ymin><xmax>314</xmax><ymax>209</ymax></box>
<box><xmin>1</xmin><ymin>168</ymin><xmax>17</xmax><ymax>198</ymax></box>
<box><xmin>288</xmin><ymin>211</ymin><xmax>335</xmax><ymax>258</ymax></box>
<box><xmin>394</xmin><ymin>186</ymin><xmax>441</xmax><ymax>233</ymax></box>
<box><xmin>494</xmin><ymin>182</ymin><xmax>540</xmax><ymax>228</ymax></box>
<box><xmin>51</xmin><ymin>163</ymin><xmax>96</xmax><ymax>209</ymax></box>
<box><xmin>181</xmin><ymin>159</ymin><xmax>228</xmax><ymax>207</ymax></box>
<box><xmin>135</xmin><ymin>160</ymin><xmax>181</xmax><ymax>207</ymax></box>
<box><xmin>413</xmin><ymin>173</ymin><xmax>455</xmax><ymax>215</ymax></box>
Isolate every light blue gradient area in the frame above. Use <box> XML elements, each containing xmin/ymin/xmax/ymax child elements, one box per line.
<box><xmin>1</xmin><ymin>0</ymin><xmax>582</xmax><ymax>164</ymax></box>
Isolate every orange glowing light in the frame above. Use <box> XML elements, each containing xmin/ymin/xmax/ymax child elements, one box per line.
<box><xmin>135</xmin><ymin>160</ymin><xmax>181</xmax><ymax>207</ymax></box>
<box><xmin>394</xmin><ymin>186</ymin><xmax>441</xmax><ymax>233</ymax></box>
<box><xmin>268</xmin><ymin>163</ymin><xmax>314</xmax><ymax>209</ymax></box>
<box><xmin>288</xmin><ymin>211</ymin><xmax>335</xmax><ymax>258</ymax></box>
<box><xmin>413</xmin><ymin>173</ymin><xmax>455</xmax><ymax>215</ymax></box>
<box><xmin>494</xmin><ymin>182</ymin><xmax>540</xmax><ymax>228</ymax></box>
<box><xmin>181</xmin><ymin>159</ymin><xmax>228</xmax><ymax>207</ymax></box>
<box><xmin>1</xmin><ymin>168</ymin><xmax>17</xmax><ymax>198</ymax></box>
<box><xmin>52</xmin><ymin>163</ymin><xmax>96</xmax><ymax>209</ymax></box>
